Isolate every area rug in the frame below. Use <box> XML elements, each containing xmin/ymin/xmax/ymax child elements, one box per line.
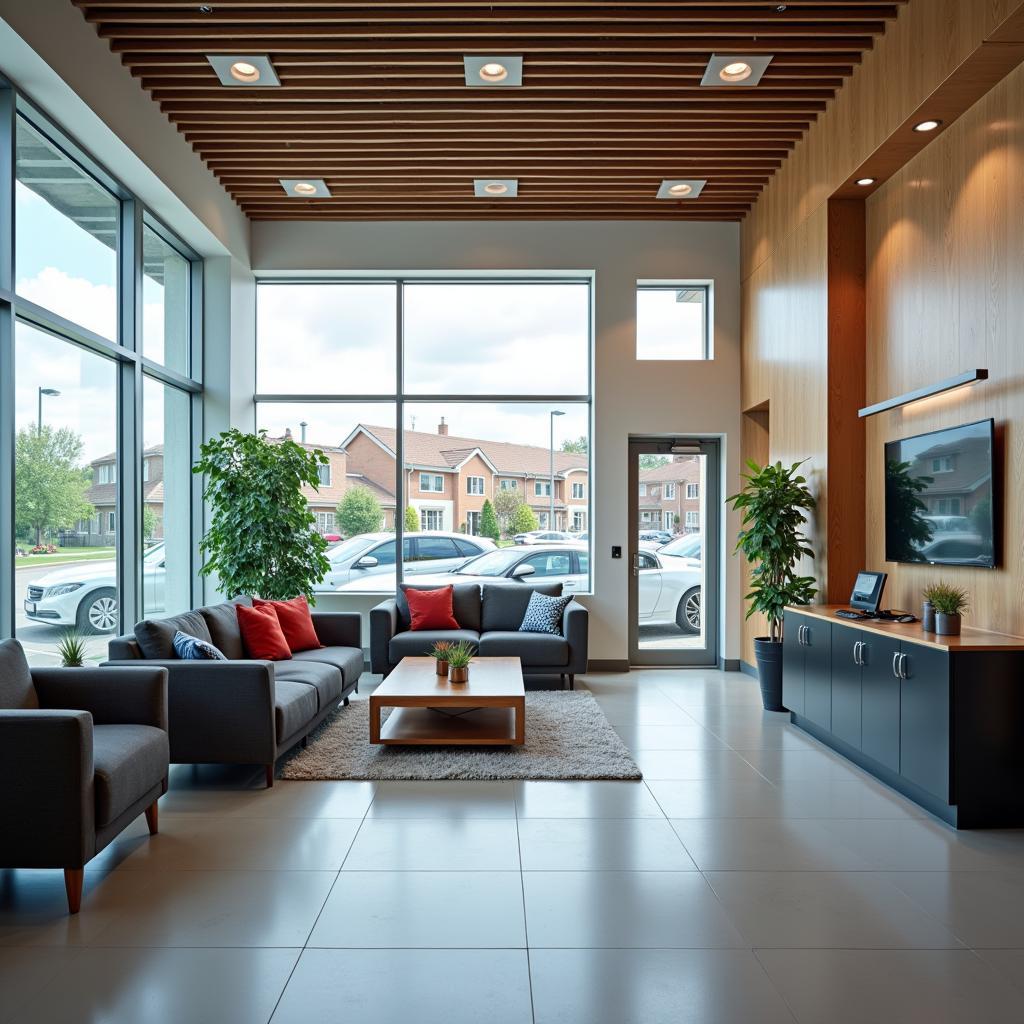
<box><xmin>279</xmin><ymin>691</ymin><xmax>642</xmax><ymax>781</ymax></box>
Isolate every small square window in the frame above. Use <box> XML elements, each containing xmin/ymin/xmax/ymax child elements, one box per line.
<box><xmin>636</xmin><ymin>284</ymin><xmax>710</xmax><ymax>360</ymax></box>
<box><xmin>686</xmin><ymin>483</ymin><xmax>699</xmax><ymax>499</ymax></box>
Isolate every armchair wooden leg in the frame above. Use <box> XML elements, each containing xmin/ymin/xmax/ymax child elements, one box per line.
<box><xmin>64</xmin><ymin>868</ymin><xmax>84</xmax><ymax>915</ymax></box>
<box><xmin>265</xmin><ymin>764</ymin><xmax>275</xmax><ymax>788</ymax></box>
<box><xmin>145</xmin><ymin>801</ymin><xmax>159</xmax><ymax>835</ymax></box>
<box><xmin>569</xmin><ymin>674</ymin><xmax>575</xmax><ymax>690</ymax></box>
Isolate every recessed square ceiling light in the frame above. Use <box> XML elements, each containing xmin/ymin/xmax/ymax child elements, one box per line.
<box><xmin>207</xmin><ymin>54</ymin><xmax>280</xmax><ymax>87</ymax></box>
<box><xmin>279</xmin><ymin>178</ymin><xmax>331</xmax><ymax>198</ymax></box>
<box><xmin>701</xmin><ymin>54</ymin><xmax>773</xmax><ymax>87</ymax></box>
<box><xmin>464</xmin><ymin>56</ymin><xmax>524</xmax><ymax>87</ymax></box>
<box><xmin>474</xmin><ymin>179</ymin><xmax>519</xmax><ymax>197</ymax></box>
<box><xmin>657</xmin><ymin>179</ymin><xmax>707</xmax><ymax>199</ymax></box>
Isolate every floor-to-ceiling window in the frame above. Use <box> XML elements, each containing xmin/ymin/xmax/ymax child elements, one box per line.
<box><xmin>256</xmin><ymin>278</ymin><xmax>592</xmax><ymax>594</ymax></box>
<box><xmin>0</xmin><ymin>84</ymin><xmax>203</xmax><ymax>663</ymax></box>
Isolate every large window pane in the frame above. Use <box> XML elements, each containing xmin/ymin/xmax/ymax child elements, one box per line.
<box><xmin>142</xmin><ymin>224</ymin><xmax>191</xmax><ymax>373</ymax></box>
<box><xmin>636</xmin><ymin>284</ymin><xmax>709</xmax><ymax>360</ymax></box>
<box><xmin>14</xmin><ymin>322</ymin><xmax>118</xmax><ymax>665</ymax></box>
<box><xmin>256</xmin><ymin>283</ymin><xmax>396</xmax><ymax>394</ymax></box>
<box><xmin>15</xmin><ymin>116</ymin><xmax>119</xmax><ymax>341</ymax></box>
<box><xmin>403</xmin><ymin>282</ymin><xmax>589</xmax><ymax>395</ymax></box>
<box><xmin>142</xmin><ymin>377</ymin><xmax>192</xmax><ymax>617</ymax></box>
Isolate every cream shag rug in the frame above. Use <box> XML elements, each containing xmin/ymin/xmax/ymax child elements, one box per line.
<box><xmin>279</xmin><ymin>691</ymin><xmax>641</xmax><ymax>781</ymax></box>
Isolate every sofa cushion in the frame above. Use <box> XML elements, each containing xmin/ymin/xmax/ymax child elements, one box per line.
<box><xmin>480</xmin><ymin>582</ymin><xmax>563</xmax><ymax>632</ymax></box>
<box><xmin>290</xmin><ymin>646</ymin><xmax>364</xmax><ymax>688</ymax></box>
<box><xmin>397</xmin><ymin>583</ymin><xmax>480</xmax><ymax>632</ymax></box>
<box><xmin>92</xmin><ymin>723</ymin><xmax>169</xmax><ymax>828</ymax></box>
<box><xmin>0</xmin><ymin>639</ymin><xmax>38</xmax><ymax>710</ymax></box>
<box><xmin>253</xmin><ymin>596</ymin><xmax>322</xmax><ymax>654</ymax></box>
<box><xmin>172</xmin><ymin>630</ymin><xmax>227</xmax><ymax>661</ymax></box>
<box><xmin>276</xmin><ymin>659</ymin><xmax>343</xmax><ymax>711</ymax></box>
<box><xmin>403</xmin><ymin>585</ymin><xmax>460</xmax><ymax>631</ymax></box>
<box><xmin>519</xmin><ymin>591</ymin><xmax>573</xmax><ymax>636</ymax></box>
<box><xmin>389</xmin><ymin>629</ymin><xmax>479</xmax><ymax>663</ymax></box>
<box><xmin>135</xmin><ymin>610</ymin><xmax>212</xmax><ymax>661</ymax></box>
<box><xmin>237</xmin><ymin>604</ymin><xmax>292</xmax><ymax>661</ymax></box>
<box><xmin>197</xmin><ymin>596</ymin><xmax>253</xmax><ymax>661</ymax></box>
<box><xmin>479</xmin><ymin>630</ymin><xmax>570</xmax><ymax>667</ymax></box>
<box><xmin>275</xmin><ymin>680</ymin><xmax>319</xmax><ymax>742</ymax></box>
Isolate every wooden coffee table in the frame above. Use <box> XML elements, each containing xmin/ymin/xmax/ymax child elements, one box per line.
<box><xmin>369</xmin><ymin>656</ymin><xmax>526</xmax><ymax>746</ymax></box>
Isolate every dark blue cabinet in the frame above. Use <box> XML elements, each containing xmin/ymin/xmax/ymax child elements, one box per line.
<box><xmin>830</xmin><ymin>629</ymin><xmax>863</xmax><ymax>749</ymax></box>
<box><xmin>782</xmin><ymin>612</ymin><xmax>809</xmax><ymax>715</ymax></box>
<box><xmin>802</xmin><ymin>619</ymin><xmax>832</xmax><ymax>730</ymax></box>
<box><xmin>899</xmin><ymin>644</ymin><xmax>950</xmax><ymax>802</ymax></box>
<box><xmin>859</xmin><ymin>632</ymin><xmax>901</xmax><ymax>774</ymax></box>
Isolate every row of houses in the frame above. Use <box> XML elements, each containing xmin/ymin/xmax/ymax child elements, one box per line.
<box><xmin>639</xmin><ymin>457</ymin><xmax>703</xmax><ymax>534</ymax></box>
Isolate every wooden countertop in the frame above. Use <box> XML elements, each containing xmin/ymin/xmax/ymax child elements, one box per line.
<box><xmin>786</xmin><ymin>605</ymin><xmax>1024</xmax><ymax>652</ymax></box>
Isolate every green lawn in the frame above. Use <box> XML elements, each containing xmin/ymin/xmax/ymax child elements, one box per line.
<box><xmin>15</xmin><ymin>546</ymin><xmax>116</xmax><ymax>568</ymax></box>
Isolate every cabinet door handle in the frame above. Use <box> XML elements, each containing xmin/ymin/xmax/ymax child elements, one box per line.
<box><xmin>852</xmin><ymin>641</ymin><xmax>860</xmax><ymax>666</ymax></box>
<box><xmin>804</xmin><ymin>626</ymin><xmax>811</xmax><ymax>646</ymax></box>
<box><xmin>899</xmin><ymin>653</ymin><xmax>909</xmax><ymax>679</ymax></box>
<box><xmin>797</xmin><ymin>625</ymin><xmax>805</xmax><ymax>645</ymax></box>
<box><xmin>892</xmin><ymin>651</ymin><xmax>901</xmax><ymax>679</ymax></box>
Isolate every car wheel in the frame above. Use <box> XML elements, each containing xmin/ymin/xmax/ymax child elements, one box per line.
<box><xmin>77</xmin><ymin>587</ymin><xmax>118</xmax><ymax>635</ymax></box>
<box><xmin>675</xmin><ymin>587</ymin><xmax>701</xmax><ymax>634</ymax></box>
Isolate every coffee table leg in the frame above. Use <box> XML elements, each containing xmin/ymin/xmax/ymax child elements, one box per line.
<box><xmin>370</xmin><ymin>700</ymin><xmax>382</xmax><ymax>744</ymax></box>
<box><xmin>514</xmin><ymin>699</ymin><xmax>525</xmax><ymax>745</ymax></box>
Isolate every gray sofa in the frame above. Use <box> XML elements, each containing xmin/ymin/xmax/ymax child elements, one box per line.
<box><xmin>105</xmin><ymin>596</ymin><xmax>363</xmax><ymax>786</ymax></box>
<box><xmin>0</xmin><ymin>638</ymin><xmax>169</xmax><ymax>913</ymax></box>
<box><xmin>370</xmin><ymin>582</ymin><xmax>588</xmax><ymax>688</ymax></box>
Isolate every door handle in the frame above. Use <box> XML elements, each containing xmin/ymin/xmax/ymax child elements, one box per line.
<box><xmin>631</xmin><ymin>553</ymin><xmax>641</xmax><ymax>578</ymax></box>
<box><xmin>899</xmin><ymin>653</ymin><xmax>909</xmax><ymax>679</ymax></box>
<box><xmin>853</xmin><ymin>641</ymin><xmax>862</xmax><ymax>666</ymax></box>
<box><xmin>803</xmin><ymin>626</ymin><xmax>811</xmax><ymax>646</ymax></box>
<box><xmin>892</xmin><ymin>651</ymin><xmax>901</xmax><ymax>679</ymax></box>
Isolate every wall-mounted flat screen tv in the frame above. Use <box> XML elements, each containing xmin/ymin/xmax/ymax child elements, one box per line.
<box><xmin>884</xmin><ymin>418</ymin><xmax>996</xmax><ymax>567</ymax></box>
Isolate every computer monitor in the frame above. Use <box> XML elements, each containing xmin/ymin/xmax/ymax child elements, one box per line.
<box><xmin>849</xmin><ymin>571</ymin><xmax>887</xmax><ymax>613</ymax></box>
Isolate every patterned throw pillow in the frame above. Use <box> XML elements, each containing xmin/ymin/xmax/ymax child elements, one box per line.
<box><xmin>518</xmin><ymin>590</ymin><xmax>573</xmax><ymax>636</ymax></box>
<box><xmin>172</xmin><ymin>630</ymin><xmax>227</xmax><ymax>661</ymax></box>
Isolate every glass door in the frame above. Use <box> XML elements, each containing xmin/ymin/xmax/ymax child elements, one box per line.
<box><xmin>628</xmin><ymin>438</ymin><xmax>719</xmax><ymax>666</ymax></box>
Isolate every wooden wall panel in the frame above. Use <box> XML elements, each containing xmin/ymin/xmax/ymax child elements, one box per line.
<box><xmin>865</xmin><ymin>60</ymin><xmax>1024</xmax><ymax>636</ymax></box>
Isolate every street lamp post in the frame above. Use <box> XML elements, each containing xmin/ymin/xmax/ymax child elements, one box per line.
<box><xmin>549</xmin><ymin>410</ymin><xmax>565</xmax><ymax>530</ymax></box>
<box><xmin>37</xmin><ymin>387</ymin><xmax>61</xmax><ymax>437</ymax></box>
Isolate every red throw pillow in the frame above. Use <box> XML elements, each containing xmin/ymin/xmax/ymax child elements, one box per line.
<box><xmin>403</xmin><ymin>585</ymin><xmax>460</xmax><ymax>631</ymax></box>
<box><xmin>237</xmin><ymin>603</ymin><xmax>292</xmax><ymax>660</ymax></box>
<box><xmin>253</xmin><ymin>596</ymin><xmax>322</xmax><ymax>653</ymax></box>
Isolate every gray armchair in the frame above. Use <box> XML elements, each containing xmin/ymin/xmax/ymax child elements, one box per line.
<box><xmin>0</xmin><ymin>639</ymin><xmax>169</xmax><ymax>914</ymax></box>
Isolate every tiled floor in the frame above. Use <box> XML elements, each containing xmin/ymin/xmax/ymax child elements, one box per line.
<box><xmin>3</xmin><ymin>668</ymin><xmax>1024</xmax><ymax>1023</ymax></box>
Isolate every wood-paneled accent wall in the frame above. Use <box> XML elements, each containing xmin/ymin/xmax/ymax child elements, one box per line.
<box><xmin>865</xmin><ymin>60</ymin><xmax>1024</xmax><ymax>636</ymax></box>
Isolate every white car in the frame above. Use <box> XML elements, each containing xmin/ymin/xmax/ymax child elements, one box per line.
<box><xmin>314</xmin><ymin>531</ymin><xmax>495</xmax><ymax>592</ymax></box>
<box><xmin>513</xmin><ymin>530</ymin><xmax>576</xmax><ymax>545</ymax></box>
<box><xmin>337</xmin><ymin>543</ymin><xmax>704</xmax><ymax>633</ymax></box>
<box><xmin>25</xmin><ymin>544</ymin><xmax>166</xmax><ymax>635</ymax></box>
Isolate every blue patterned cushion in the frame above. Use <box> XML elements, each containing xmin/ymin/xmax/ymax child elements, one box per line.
<box><xmin>518</xmin><ymin>590</ymin><xmax>573</xmax><ymax>636</ymax></box>
<box><xmin>172</xmin><ymin>630</ymin><xmax>227</xmax><ymax>661</ymax></box>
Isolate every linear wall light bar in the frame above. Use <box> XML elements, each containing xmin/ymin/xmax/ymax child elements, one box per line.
<box><xmin>858</xmin><ymin>369</ymin><xmax>989</xmax><ymax>418</ymax></box>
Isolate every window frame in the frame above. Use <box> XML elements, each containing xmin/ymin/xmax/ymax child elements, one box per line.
<box><xmin>317</xmin><ymin>462</ymin><xmax>332</xmax><ymax>487</ymax></box>
<box><xmin>466</xmin><ymin>475</ymin><xmax>485</xmax><ymax>495</ymax></box>
<box><xmin>0</xmin><ymin>86</ymin><xmax>204</xmax><ymax>641</ymax></box>
<box><xmin>686</xmin><ymin>482</ymin><xmax>700</xmax><ymax>499</ymax></box>
<box><xmin>420</xmin><ymin>472</ymin><xmax>444</xmax><ymax>493</ymax></box>
<box><xmin>635</xmin><ymin>281</ymin><xmax>712</xmax><ymax>361</ymax></box>
<box><xmin>665</xmin><ymin>482</ymin><xmax>676</xmax><ymax>499</ymax></box>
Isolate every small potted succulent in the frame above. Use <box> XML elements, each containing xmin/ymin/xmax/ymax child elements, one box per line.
<box><xmin>928</xmin><ymin>583</ymin><xmax>969</xmax><ymax>636</ymax></box>
<box><xmin>921</xmin><ymin>584</ymin><xmax>940</xmax><ymax>632</ymax></box>
<box><xmin>429</xmin><ymin>640</ymin><xmax>454</xmax><ymax>676</ymax></box>
<box><xmin>57</xmin><ymin>630</ymin><xmax>87</xmax><ymax>668</ymax></box>
<box><xmin>445</xmin><ymin>640</ymin><xmax>476</xmax><ymax>684</ymax></box>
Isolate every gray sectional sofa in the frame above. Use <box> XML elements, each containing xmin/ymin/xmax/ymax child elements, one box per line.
<box><xmin>105</xmin><ymin>596</ymin><xmax>362</xmax><ymax>786</ymax></box>
<box><xmin>370</xmin><ymin>582</ymin><xmax>588</xmax><ymax>688</ymax></box>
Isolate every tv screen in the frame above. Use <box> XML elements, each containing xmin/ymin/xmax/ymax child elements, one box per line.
<box><xmin>884</xmin><ymin>419</ymin><xmax>995</xmax><ymax>567</ymax></box>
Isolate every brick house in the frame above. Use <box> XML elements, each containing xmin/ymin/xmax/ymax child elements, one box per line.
<box><xmin>341</xmin><ymin>419</ymin><xmax>589</xmax><ymax>534</ymax></box>
<box><xmin>638</xmin><ymin>456</ymin><xmax>702</xmax><ymax>534</ymax></box>
<box><xmin>79</xmin><ymin>445</ymin><xmax>165</xmax><ymax>545</ymax></box>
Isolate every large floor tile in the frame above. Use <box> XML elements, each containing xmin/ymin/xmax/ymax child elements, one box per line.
<box><xmin>270</xmin><ymin>948</ymin><xmax>533</xmax><ymax>1024</ymax></box>
<box><xmin>368</xmin><ymin>780</ymin><xmax>516</xmax><ymax>818</ymax></box>
<box><xmin>0</xmin><ymin>947</ymin><xmax>80</xmax><ymax>1023</ymax></box>
<box><xmin>220</xmin><ymin>781</ymin><xmax>376</xmax><ymax>819</ymax></box>
<box><xmin>976</xmin><ymin>949</ymin><xmax>1024</xmax><ymax>996</ymax></box>
<box><xmin>614</xmin><ymin>724</ymin><xmax>728</xmax><ymax>750</ymax></box>
<box><xmin>705</xmin><ymin>871</ymin><xmax>963</xmax><ymax>949</ymax></box>
<box><xmin>671</xmin><ymin>818</ymin><xmax>872</xmax><ymax>871</ymax></box>
<box><xmin>883</xmin><ymin>871</ymin><xmax>1024</xmax><ymax>947</ymax></box>
<box><xmin>343</xmin><ymin>819</ymin><xmax>521</xmax><ymax>871</ymax></box>
<box><xmin>774</xmin><ymin>777</ymin><xmax>927</xmax><ymax>819</ymax></box>
<box><xmin>98</xmin><ymin>814</ymin><xmax>362</xmax><ymax>872</ymax></box>
<box><xmin>308</xmin><ymin>871</ymin><xmax>526</xmax><ymax>948</ymax></box>
<box><xmin>518</xmin><ymin>818</ymin><xmax>696</xmax><ymax>871</ymax></box>
<box><xmin>738</xmin><ymin>748</ymin><xmax>870</xmax><ymax>784</ymax></box>
<box><xmin>514</xmin><ymin>781</ymin><xmax>663</xmax><ymax>818</ymax></box>
<box><xmin>756</xmin><ymin>949</ymin><xmax>1022</xmax><ymax>1024</ymax></box>
<box><xmin>11</xmin><ymin>947</ymin><xmax>299</xmax><ymax>1024</ymax></box>
<box><xmin>523</xmin><ymin>871</ymin><xmax>745</xmax><ymax>948</ymax></box>
<box><xmin>647</xmin><ymin>779</ymin><xmax>785</xmax><ymax>819</ymax></box>
<box><xmin>530</xmin><ymin>948</ymin><xmax>797</xmax><ymax>1024</ymax></box>
<box><xmin>634</xmin><ymin>748</ymin><xmax>770</xmax><ymax>782</ymax></box>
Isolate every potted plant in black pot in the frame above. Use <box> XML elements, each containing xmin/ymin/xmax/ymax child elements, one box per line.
<box><xmin>727</xmin><ymin>459</ymin><xmax>818</xmax><ymax>711</ymax></box>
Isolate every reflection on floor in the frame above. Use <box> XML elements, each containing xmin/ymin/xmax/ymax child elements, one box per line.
<box><xmin>2</xmin><ymin>669</ymin><xmax>1024</xmax><ymax>1023</ymax></box>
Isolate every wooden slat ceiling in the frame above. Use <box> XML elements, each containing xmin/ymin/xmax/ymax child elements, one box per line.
<box><xmin>73</xmin><ymin>1</ymin><xmax>907</xmax><ymax>221</ymax></box>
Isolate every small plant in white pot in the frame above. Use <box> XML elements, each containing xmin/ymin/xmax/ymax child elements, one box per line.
<box><xmin>928</xmin><ymin>582</ymin><xmax>969</xmax><ymax>636</ymax></box>
<box><xmin>727</xmin><ymin>460</ymin><xmax>818</xmax><ymax>711</ymax></box>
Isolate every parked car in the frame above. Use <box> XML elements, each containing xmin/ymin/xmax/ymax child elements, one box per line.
<box><xmin>313</xmin><ymin>531</ymin><xmax>495</xmax><ymax>592</ymax></box>
<box><xmin>658</xmin><ymin>532</ymin><xmax>702</xmax><ymax>562</ymax></box>
<box><xmin>513</xmin><ymin>530</ymin><xmax>576</xmax><ymax>545</ymax></box>
<box><xmin>639</xmin><ymin>529</ymin><xmax>674</xmax><ymax>545</ymax></box>
<box><xmin>921</xmin><ymin>515</ymin><xmax>973</xmax><ymax>535</ymax></box>
<box><xmin>915</xmin><ymin>533</ymin><xmax>993</xmax><ymax>566</ymax></box>
<box><xmin>338</xmin><ymin>543</ymin><xmax>704</xmax><ymax>632</ymax></box>
<box><xmin>321</xmin><ymin>533</ymin><xmax>343</xmax><ymax>543</ymax></box>
<box><xmin>25</xmin><ymin>543</ymin><xmax>166</xmax><ymax>635</ymax></box>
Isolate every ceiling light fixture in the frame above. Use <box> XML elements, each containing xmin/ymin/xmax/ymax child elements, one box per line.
<box><xmin>856</xmin><ymin>177</ymin><xmax>876</xmax><ymax>186</ymax></box>
<box><xmin>464</xmin><ymin>56</ymin><xmax>524</xmax><ymax>87</ymax></box>
<box><xmin>278</xmin><ymin>178</ymin><xmax>331</xmax><ymax>198</ymax></box>
<box><xmin>474</xmin><ymin>178</ymin><xmax>518</xmax><ymax>197</ymax></box>
<box><xmin>914</xmin><ymin>119</ymin><xmax>942</xmax><ymax>132</ymax></box>
<box><xmin>701</xmin><ymin>54</ymin><xmax>773</xmax><ymax>88</ymax></box>
<box><xmin>657</xmin><ymin>179</ymin><xmax>707</xmax><ymax>199</ymax></box>
<box><xmin>207</xmin><ymin>54</ymin><xmax>280</xmax><ymax>87</ymax></box>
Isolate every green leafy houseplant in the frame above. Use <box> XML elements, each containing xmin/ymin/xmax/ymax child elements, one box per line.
<box><xmin>726</xmin><ymin>460</ymin><xmax>818</xmax><ymax>711</ymax></box>
<box><xmin>926</xmin><ymin>582</ymin><xmax>969</xmax><ymax>636</ymax></box>
<box><xmin>445</xmin><ymin>640</ymin><xmax>476</xmax><ymax>683</ymax></box>
<box><xmin>57</xmin><ymin>630</ymin><xmax>87</xmax><ymax>668</ymax></box>
<box><xmin>429</xmin><ymin>640</ymin><xmax>454</xmax><ymax>675</ymax></box>
<box><xmin>193</xmin><ymin>428</ymin><xmax>330</xmax><ymax>601</ymax></box>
